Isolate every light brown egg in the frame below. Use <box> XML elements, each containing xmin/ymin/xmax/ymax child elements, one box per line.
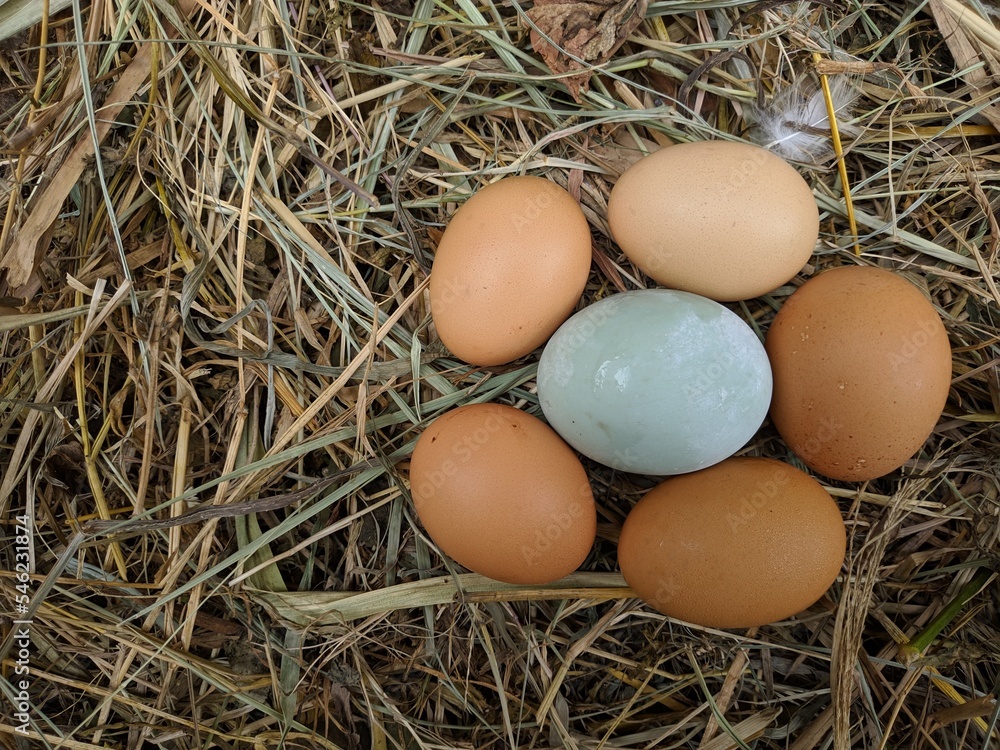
<box><xmin>607</xmin><ymin>141</ymin><xmax>819</xmax><ymax>301</ymax></box>
<box><xmin>409</xmin><ymin>403</ymin><xmax>596</xmax><ymax>584</ymax></box>
<box><xmin>430</xmin><ymin>176</ymin><xmax>592</xmax><ymax>366</ymax></box>
<box><xmin>618</xmin><ymin>457</ymin><xmax>845</xmax><ymax>628</ymax></box>
<box><xmin>766</xmin><ymin>266</ymin><xmax>952</xmax><ymax>481</ymax></box>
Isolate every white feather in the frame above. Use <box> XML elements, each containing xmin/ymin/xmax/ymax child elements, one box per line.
<box><xmin>747</xmin><ymin>76</ymin><xmax>860</xmax><ymax>164</ymax></box>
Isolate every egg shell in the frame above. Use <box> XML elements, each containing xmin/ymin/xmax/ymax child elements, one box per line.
<box><xmin>607</xmin><ymin>141</ymin><xmax>819</xmax><ymax>301</ymax></box>
<box><xmin>618</xmin><ymin>457</ymin><xmax>846</xmax><ymax>628</ymax></box>
<box><xmin>429</xmin><ymin>176</ymin><xmax>592</xmax><ymax>366</ymax></box>
<box><xmin>766</xmin><ymin>266</ymin><xmax>952</xmax><ymax>481</ymax></box>
<box><xmin>409</xmin><ymin>403</ymin><xmax>597</xmax><ymax>584</ymax></box>
<box><xmin>536</xmin><ymin>289</ymin><xmax>772</xmax><ymax>475</ymax></box>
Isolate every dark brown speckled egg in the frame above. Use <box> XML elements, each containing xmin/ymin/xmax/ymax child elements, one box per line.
<box><xmin>766</xmin><ymin>266</ymin><xmax>952</xmax><ymax>481</ymax></box>
<box><xmin>618</xmin><ymin>457</ymin><xmax>845</xmax><ymax>628</ymax></box>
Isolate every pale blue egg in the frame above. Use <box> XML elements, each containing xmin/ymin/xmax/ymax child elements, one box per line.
<box><xmin>536</xmin><ymin>289</ymin><xmax>772</xmax><ymax>475</ymax></box>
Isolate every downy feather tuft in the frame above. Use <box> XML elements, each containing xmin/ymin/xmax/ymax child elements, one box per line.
<box><xmin>746</xmin><ymin>75</ymin><xmax>860</xmax><ymax>164</ymax></box>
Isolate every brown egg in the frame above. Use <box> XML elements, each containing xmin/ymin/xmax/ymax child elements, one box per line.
<box><xmin>430</xmin><ymin>176</ymin><xmax>592</xmax><ymax>366</ymax></box>
<box><xmin>766</xmin><ymin>266</ymin><xmax>952</xmax><ymax>481</ymax></box>
<box><xmin>409</xmin><ymin>403</ymin><xmax>596</xmax><ymax>584</ymax></box>
<box><xmin>607</xmin><ymin>141</ymin><xmax>818</xmax><ymax>301</ymax></box>
<box><xmin>618</xmin><ymin>457</ymin><xmax>845</xmax><ymax>628</ymax></box>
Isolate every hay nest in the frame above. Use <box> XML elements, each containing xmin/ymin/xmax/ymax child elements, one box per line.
<box><xmin>0</xmin><ymin>1</ymin><xmax>997</xmax><ymax>748</ymax></box>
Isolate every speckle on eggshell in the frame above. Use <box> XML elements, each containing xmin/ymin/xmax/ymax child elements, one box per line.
<box><xmin>607</xmin><ymin>140</ymin><xmax>819</xmax><ymax>302</ymax></box>
<box><xmin>766</xmin><ymin>266</ymin><xmax>952</xmax><ymax>481</ymax></box>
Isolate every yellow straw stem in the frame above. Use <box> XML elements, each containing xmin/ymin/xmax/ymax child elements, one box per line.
<box><xmin>73</xmin><ymin>292</ymin><xmax>128</xmax><ymax>579</ymax></box>
<box><xmin>813</xmin><ymin>52</ymin><xmax>860</xmax><ymax>255</ymax></box>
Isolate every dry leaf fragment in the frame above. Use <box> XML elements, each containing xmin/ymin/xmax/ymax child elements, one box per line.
<box><xmin>528</xmin><ymin>0</ymin><xmax>648</xmax><ymax>101</ymax></box>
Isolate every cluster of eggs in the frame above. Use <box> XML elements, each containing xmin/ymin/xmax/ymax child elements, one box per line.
<box><xmin>409</xmin><ymin>140</ymin><xmax>952</xmax><ymax>629</ymax></box>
